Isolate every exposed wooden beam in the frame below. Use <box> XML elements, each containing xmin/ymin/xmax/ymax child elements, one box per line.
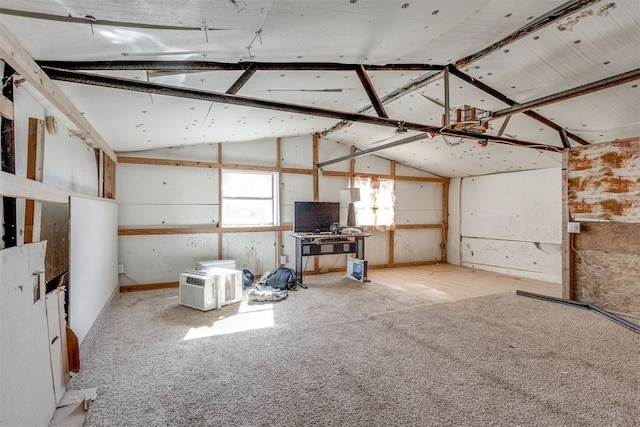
<box><xmin>559</xmin><ymin>128</ymin><xmax>571</xmax><ymax>149</ymax></box>
<box><xmin>226</xmin><ymin>64</ymin><xmax>257</xmax><ymax>95</ymax></box>
<box><xmin>37</xmin><ymin>60</ymin><xmax>445</xmax><ymax>73</ymax></box>
<box><xmin>355</xmin><ymin>65</ymin><xmax>387</xmax><ymax>118</ymax></box>
<box><xmin>0</xmin><ymin>23</ymin><xmax>117</xmax><ymax>161</ymax></box>
<box><xmin>45</xmin><ymin>67</ymin><xmax>559</xmax><ymax>152</ymax></box>
<box><xmin>455</xmin><ymin>0</ymin><xmax>603</xmax><ymax>69</ymax></box>
<box><xmin>118</xmin><ymin>155</ymin><xmax>314</xmax><ymax>175</ymax></box>
<box><xmin>0</xmin><ymin>94</ymin><xmax>13</xmax><ymax>120</ymax></box>
<box><xmin>0</xmin><ymin>171</ymin><xmax>68</xmax><ymax>203</ymax></box>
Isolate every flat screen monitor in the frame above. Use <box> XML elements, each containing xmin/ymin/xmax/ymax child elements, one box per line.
<box><xmin>294</xmin><ymin>202</ymin><xmax>340</xmax><ymax>233</ymax></box>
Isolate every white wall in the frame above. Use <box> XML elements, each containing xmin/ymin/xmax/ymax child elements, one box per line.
<box><xmin>70</xmin><ymin>196</ymin><xmax>119</xmax><ymax>344</ymax></box>
<box><xmin>448</xmin><ymin>168</ymin><xmax>562</xmax><ymax>283</ymax></box>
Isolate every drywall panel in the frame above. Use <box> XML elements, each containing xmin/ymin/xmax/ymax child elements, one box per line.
<box><xmin>116</xmin><ymin>163</ymin><xmax>218</xmax><ymax>205</ymax></box>
<box><xmin>447</xmin><ymin>178</ymin><xmax>462</xmax><ymax>265</ymax></box>
<box><xmin>461</xmin><ymin>168</ymin><xmax>562</xmax><ymax>244</ymax></box>
<box><xmin>221</xmin><ymin>138</ymin><xmax>277</xmax><ymax>166</ymax></box>
<box><xmin>394</xmin><ymin>229</ymin><xmax>442</xmax><ymax>264</ymax></box>
<box><xmin>118</xmin><ymin>234</ymin><xmax>219</xmax><ymax>285</ymax></box>
<box><xmin>222</xmin><ymin>232</ymin><xmax>276</xmax><ymax>275</ymax></box>
<box><xmin>70</xmin><ymin>196</ymin><xmax>118</xmax><ymax>344</ymax></box>
<box><xmin>1</xmin><ymin>242</ymin><xmax>56</xmax><ymax>426</ymax></box>
<box><xmin>118</xmin><ymin>204</ymin><xmax>218</xmax><ymax>227</ymax></box>
<box><xmin>395</xmin><ymin>181</ymin><xmax>442</xmax><ymax>225</ymax></box>
<box><xmin>281</xmin><ymin>135</ymin><xmax>313</xmax><ymax>169</ymax></box>
<box><xmin>281</xmin><ymin>174</ymin><xmax>314</xmax><ymax>225</ymax></box>
<box><xmin>461</xmin><ymin>237</ymin><xmax>562</xmax><ymax>283</ymax></box>
<box><xmin>568</xmin><ymin>140</ymin><xmax>640</xmax><ymax>222</ymax></box>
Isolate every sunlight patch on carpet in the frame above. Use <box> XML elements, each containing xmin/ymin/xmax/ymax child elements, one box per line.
<box><xmin>183</xmin><ymin>302</ymin><xmax>274</xmax><ymax>340</ymax></box>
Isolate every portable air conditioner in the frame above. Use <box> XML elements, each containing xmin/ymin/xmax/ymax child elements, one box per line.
<box><xmin>179</xmin><ymin>267</ymin><xmax>243</xmax><ymax>311</ymax></box>
<box><xmin>196</xmin><ymin>259</ymin><xmax>236</xmax><ymax>271</ymax></box>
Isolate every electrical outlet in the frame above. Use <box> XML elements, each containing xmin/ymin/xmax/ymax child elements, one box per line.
<box><xmin>118</xmin><ymin>264</ymin><xmax>125</xmax><ymax>274</ymax></box>
<box><xmin>280</xmin><ymin>255</ymin><xmax>287</xmax><ymax>264</ymax></box>
<box><xmin>567</xmin><ymin>222</ymin><xmax>581</xmax><ymax>233</ymax></box>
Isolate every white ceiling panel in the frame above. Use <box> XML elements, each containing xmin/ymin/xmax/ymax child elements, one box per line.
<box><xmin>1</xmin><ymin>0</ymin><xmax>638</xmax><ymax>177</ymax></box>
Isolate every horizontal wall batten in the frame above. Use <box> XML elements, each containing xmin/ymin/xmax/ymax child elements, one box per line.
<box><xmin>395</xmin><ymin>223</ymin><xmax>443</xmax><ymax>230</ymax></box>
<box><xmin>0</xmin><ymin>171</ymin><xmax>69</xmax><ymax>203</ymax></box>
<box><xmin>118</xmin><ymin>224</ymin><xmax>293</xmax><ymax>236</ymax></box>
<box><xmin>0</xmin><ymin>94</ymin><xmax>13</xmax><ymax>120</ymax></box>
<box><xmin>120</xmin><ymin>282</ymin><xmax>178</xmax><ymax>293</ymax></box>
<box><xmin>322</xmin><ymin>170</ymin><xmax>447</xmax><ymax>183</ymax></box>
<box><xmin>118</xmin><ymin>156</ymin><xmax>313</xmax><ymax>175</ymax></box>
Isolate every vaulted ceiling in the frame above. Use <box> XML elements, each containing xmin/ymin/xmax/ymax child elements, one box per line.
<box><xmin>1</xmin><ymin>0</ymin><xmax>638</xmax><ymax>177</ymax></box>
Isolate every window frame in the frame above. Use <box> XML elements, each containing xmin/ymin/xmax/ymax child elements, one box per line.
<box><xmin>220</xmin><ymin>170</ymin><xmax>280</xmax><ymax>227</ymax></box>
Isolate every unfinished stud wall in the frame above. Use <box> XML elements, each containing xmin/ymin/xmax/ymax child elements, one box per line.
<box><xmin>117</xmin><ymin>135</ymin><xmax>447</xmax><ymax>287</ymax></box>
<box><xmin>566</xmin><ymin>139</ymin><xmax>640</xmax><ymax>319</ymax></box>
<box><xmin>449</xmin><ymin>168</ymin><xmax>562</xmax><ymax>283</ymax></box>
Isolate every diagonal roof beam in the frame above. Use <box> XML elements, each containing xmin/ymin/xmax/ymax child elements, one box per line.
<box><xmin>42</xmin><ymin>66</ymin><xmax>560</xmax><ymax>152</ymax></box>
<box><xmin>455</xmin><ymin>0</ymin><xmax>603</xmax><ymax>69</ymax></box>
<box><xmin>225</xmin><ymin>64</ymin><xmax>257</xmax><ymax>95</ymax></box>
<box><xmin>449</xmin><ymin>66</ymin><xmax>590</xmax><ymax>146</ymax></box>
<box><xmin>355</xmin><ymin>65</ymin><xmax>387</xmax><ymax>118</ymax></box>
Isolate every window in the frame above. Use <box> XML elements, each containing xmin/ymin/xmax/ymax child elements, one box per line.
<box><xmin>353</xmin><ymin>176</ymin><xmax>395</xmax><ymax>229</ymax></box>
<box><xmin>221</xmin><ymin>171</ymin><xmax>278</xmax><ymax>226</ymax></box>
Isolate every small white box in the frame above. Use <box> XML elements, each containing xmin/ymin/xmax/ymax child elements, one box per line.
<box><xmin>567</xmin><ymin>222</ymin><xmax>581</xmax><ymax>233</ymax></box>
<box><xmin>179</xmin><ymin>268</ymin><xmax>242</xmax><ymax>311</ymax></box>
<box><xmin>196</xmin><ymin>259</ymin><xmax>236</xmax><ymax>271</ymax></box>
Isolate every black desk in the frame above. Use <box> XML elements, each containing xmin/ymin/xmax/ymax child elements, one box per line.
<box><xmin>292</xmin><ymin>232</ymin><xmax>369</xmax><ymax>286</ymax></box>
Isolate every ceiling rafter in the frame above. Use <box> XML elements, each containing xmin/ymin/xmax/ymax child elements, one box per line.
<box><xmin>225</xmin><ymin>64</ymin><xmax>257</xmax><ymax>95</ymax></box>
<box><xmin>36</xmin><ymin>60</ymin><xmax>445</xmax><ymax>73</ymax></box>
<box><xmin>41</xmin><ymin>66</ymin><xmax>560</xmax><ymax>152</ymax></box>
<box><xmin>355</xmin><ymin>65</ymin><xmax>387</xmax><ymax>118</ymax></box>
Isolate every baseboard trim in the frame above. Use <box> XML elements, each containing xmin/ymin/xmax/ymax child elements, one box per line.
<box><xmin>120</xmin><ymin>282</ymin><xmax>178</xmax><ymax>293</ymax></box>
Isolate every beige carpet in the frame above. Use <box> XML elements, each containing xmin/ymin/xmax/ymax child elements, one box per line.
<box><xmin>71</xmin><ymin>271</ymin><xmax>640</xmax><ymax>426</ymax></box>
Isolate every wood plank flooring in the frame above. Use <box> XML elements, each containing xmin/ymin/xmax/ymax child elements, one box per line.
<box><xmin>367</xmin><ymin>263</ymin><xmax>561</xmax><ymax>303</ymax></box>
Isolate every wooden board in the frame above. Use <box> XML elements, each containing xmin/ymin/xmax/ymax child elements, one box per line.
<box><xmin>568</xmin><ymin>139</ymin><xmax>640</xmax><ymax>222</ymax></box>
<box><xmin>575</xmin><ymin>221</ymin><xmax>640</xmax><ymax>255</ymax></box>
<box><xmin>40</xmin><ymin>202</ymin><xmax>70</xmax><ymax>283</ymax></box>
<box><xmin>573</xmin><ymin>249</ymin><xmax>640</xmax><ymax>319</ymax></box>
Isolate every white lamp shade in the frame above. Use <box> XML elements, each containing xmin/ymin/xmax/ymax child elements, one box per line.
<box><xmin>340</xmin><ymin>188</ymin><xmax>361</xmax><ymax>204</ymax></box>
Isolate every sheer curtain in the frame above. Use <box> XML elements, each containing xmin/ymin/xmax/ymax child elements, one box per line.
<box><xmin>353</xmin><ymin>176</ymin><xmax>395</xmax><ymax>231</ymax></box>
